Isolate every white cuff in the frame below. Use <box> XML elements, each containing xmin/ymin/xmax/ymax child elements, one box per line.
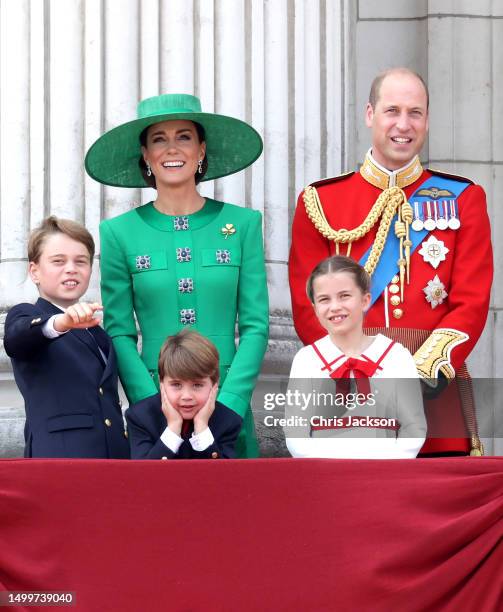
<box><xmin>160</xmin><ymin>427</ymin><xmax>183</xmax><ymax>454</ymax></box>
<box><xmin>189</xmin><ymin>427</ymin><xmax>214</xmax><ymax>452</ymax></box>
<box><xmin>42</xmin><ymin>315</ymin><xmax>69</xmax><ymax>338</ymax></box>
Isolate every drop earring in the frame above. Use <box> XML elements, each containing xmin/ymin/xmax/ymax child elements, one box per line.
<box><xmin>198</xmin><ymin>159</ymin><xmax>203</xmax><ymax>174</ymax></box>
<box><xmin>146</xmin><ymin>161</ymin><xmax>152</xmax><ymax>177</ymax></box>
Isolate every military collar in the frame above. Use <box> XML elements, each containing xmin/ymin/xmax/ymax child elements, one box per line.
<box><xmin>360</xmin><ymin>149</ymin><xmax>423</xmax><ymax>189</ymax></box>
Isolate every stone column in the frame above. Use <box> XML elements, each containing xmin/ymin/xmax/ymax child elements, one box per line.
<box><xmin>0</xmin><ymin>0</ymin><xmax>349</xmax><ymax>457</ymax></box>
<box><xmin>0</xmin><ymin>0</ymin><xmax>32</xmax><ymax>458</ymax></box>
<box><xmin>0</xmin><ymin>0</ymin><xmax>32</xmax><ymax>307</ymax></box>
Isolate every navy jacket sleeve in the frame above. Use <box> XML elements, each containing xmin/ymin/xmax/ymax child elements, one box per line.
<box><xmin>4</xmin><ymin>304</ymin><xmax>57</xmax><ymax>360</ymax></box>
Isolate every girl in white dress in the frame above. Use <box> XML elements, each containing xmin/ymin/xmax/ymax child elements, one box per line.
<box><xmin>285</xmin><ymin>255</ymin><xmax>426</xmax><ymax>459</ymax></box>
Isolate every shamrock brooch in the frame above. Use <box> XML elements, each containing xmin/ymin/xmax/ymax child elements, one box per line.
<box><xmin>221</xmin><ymin>223</ymin><xmax>236</xmax><ymax>239</ymax></box>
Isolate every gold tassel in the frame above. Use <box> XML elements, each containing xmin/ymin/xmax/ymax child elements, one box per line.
<box><xmin>469</xmin><ymin>435</ymin><xmax>484</xmax><ymax>457</ymax></box>
<box><xmin>401</xmin><ymin>200</ymin><xmax>413</xmax><ymax>284</ymax></box>
<box><xmin>398</xmin><ymin>258</ymin><xmax>405</xmax><ymax>301</ymax></box>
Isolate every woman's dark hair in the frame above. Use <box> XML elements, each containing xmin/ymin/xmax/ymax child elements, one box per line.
<box><xmin>138</xmin><ymin>121</ymin><xmax>208</xmax><ymax>188</ymax></box>
<box><xmin>306</xmin><ymin>255</ymin><xmax>371</xmax><ymax>303</ymax></box>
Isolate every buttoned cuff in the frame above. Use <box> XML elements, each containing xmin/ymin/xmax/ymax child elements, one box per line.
<box><xmin>160</xmin><ymin>427</ymin><xmax>183</xmax><ymax>454</ymax></box>
<box><xmin>42</xmin><ymin>315</ymin><xmax>69</xmax><ymax>338</ymax></box>
<box><xmin>189</xmin><ymin>427</ymin><xmax>214</xmax><ymax>452</ymax></box>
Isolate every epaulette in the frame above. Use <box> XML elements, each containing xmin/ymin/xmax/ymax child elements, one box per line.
<box><xmin>427</xmin><ymin>167</ymin><xmax>474</xmax><ymax>185</ymax></box>
<box><xmin>309</xmin><ymin>171</ymin><xmax>354</xmax><ymax>189</ymax></box>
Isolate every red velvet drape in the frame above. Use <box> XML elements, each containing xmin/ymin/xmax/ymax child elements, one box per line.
<box><xmin>1</xmin><ymin>458</ymin><xmax>502</xmax><ymax>611</ymax></box>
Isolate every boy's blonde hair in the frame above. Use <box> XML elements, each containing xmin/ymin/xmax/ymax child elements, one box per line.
<box><xmin>158</xmin><ymin>329</ymin><xmax>220</xmax><ymax>384</ymax></box>
<box><xmin>28</xmin><ymin>216</ymin><xmax>95</xmax><ymax>263</ymax></box>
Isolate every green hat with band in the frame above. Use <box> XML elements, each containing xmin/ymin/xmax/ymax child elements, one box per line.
<box><xmin>85</xmin><ymin>93</ymin><xmax>263</xmax><ymax>187</ymax></box>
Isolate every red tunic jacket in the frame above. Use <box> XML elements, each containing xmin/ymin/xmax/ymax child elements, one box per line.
<box><xmin>288</xmin><ymin>156</ymin><xmax>493</xmax><ymax>454</ymax></box>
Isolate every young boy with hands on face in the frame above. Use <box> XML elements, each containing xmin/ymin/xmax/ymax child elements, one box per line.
<box><xmin>126</xmin><ymin>329</ymin><xmax>243</xmax><ymax>460</ymax></box>
<box><xmin>3</xmin><ymin>216</ymin><xmax>130</xmax><ymax>459</ymax></box>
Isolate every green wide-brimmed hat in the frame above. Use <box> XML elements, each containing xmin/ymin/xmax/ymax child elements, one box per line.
<box><xmin>85</xmin><ymin>93</ymin><xmax>263</xmax><ymax>187</ymax></box>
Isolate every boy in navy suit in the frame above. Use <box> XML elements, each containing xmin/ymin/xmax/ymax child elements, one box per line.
<box><xmin>4</xmin><ymin>216</ymin><xmax>129</xmax><ymax>458</ymax></box>
<box><xmin>126</xmin><ymin>329</ymin><xmax>242</xmax><ymax>459</ymax></box>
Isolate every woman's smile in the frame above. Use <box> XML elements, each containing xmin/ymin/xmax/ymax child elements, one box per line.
<box><xmin>142</xmin><ymin>119</ymin><xmax>205</xmax><ymax>187</ymax></box>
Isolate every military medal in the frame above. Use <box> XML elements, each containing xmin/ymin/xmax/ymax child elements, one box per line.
<box><xmin>418</xmin><ymin>235</ymin><xmax>449</xmax><ymax>269</ymax></box>
<box><xmin>448</xmin><ymin>200</ymin><xmax>460</xmax><ymax>230</ymax></box>
<box><xmin>423</xmin><ymin>201</ymin><xmax>436</xmax><ymax>231</ymax></box>
<box><xmin>423</xmin><ymin>275</ymin><xmax>448</xmax><ymax>309</ymax></box>
<box><xmin>435</xmin><ymin>201</ymin><xmax>449</xmax><ymax>230</ymax></box>
<box><xmin>411</xmin><ymin>201</ymin><xmax>424</xmax><ymax>231</ymax></box>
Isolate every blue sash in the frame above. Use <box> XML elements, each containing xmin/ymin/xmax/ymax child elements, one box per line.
<box><xmin>360</xmin><ymin>175</ymin><xmax>470</xmax><ymax>305</ymax></box>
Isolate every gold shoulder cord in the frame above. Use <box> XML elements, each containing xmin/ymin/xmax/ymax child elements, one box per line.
<box><xmin>303</xmin><ymin>185</ymin><xmax>413</xmax><ymax>298</ymax></box>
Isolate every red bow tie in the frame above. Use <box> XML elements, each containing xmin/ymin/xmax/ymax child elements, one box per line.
<box><xmin>330</xmin><ymin>357</ymin><xmax>379</xmax><ymax>396</ymax></box>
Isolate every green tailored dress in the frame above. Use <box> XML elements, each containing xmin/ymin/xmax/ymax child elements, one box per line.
<box><xmin>99</xmin><ymin>199</ymin><xmax>269</xmax><ymax>457</ymax></box>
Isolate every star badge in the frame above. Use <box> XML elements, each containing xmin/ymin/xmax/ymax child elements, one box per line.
<box><xmin>221</xmin><ymin>223</ymin><xmax>236</xmax><ymax>239</ymax></box>
<box><xmin>423</xmin><ymin>275</ymin><xmax>448</xmax><ymax>309</ymax></box>
<box><xmin>418</xmin><ymin>235</ymin><xmax>449</xmax><ymax>269</ymax></box>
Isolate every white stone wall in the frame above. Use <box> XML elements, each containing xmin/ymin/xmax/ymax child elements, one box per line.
<box><xmin>0</xmin><ymin>0</ymin><xmax>348</xmax><ymax>355</ymax></box>
<box><xmin>0</xmin><ymin>0</ymin><xmax>348</xmax><ymax>455</ymax></box>
<box><xmin>0</xmin><ymin>0</ymin><xmax>501</xmax><ymax>455</ymax></box>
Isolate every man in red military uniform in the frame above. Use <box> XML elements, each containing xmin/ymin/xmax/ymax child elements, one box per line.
<box><xmin>288</xmin><ymin>67</ymin><xmax>493</xmax><ymax>455</ymax></box>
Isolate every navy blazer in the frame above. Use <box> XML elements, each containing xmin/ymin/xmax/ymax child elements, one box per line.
<box><xmin>4</xmin><ymin>298</ymin><xmax>130</xmax><ymax>459</ymax></box>
<box><xmin>126</xmin><ymin>395</ymin><xmax>243</xmax><ymax>459</ymax></box>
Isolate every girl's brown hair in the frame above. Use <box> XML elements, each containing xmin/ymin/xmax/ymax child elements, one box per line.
<box><xmin>306</xmin><ymin>255</ymin><xmax>371</xmax><ymax>303</ymax></box>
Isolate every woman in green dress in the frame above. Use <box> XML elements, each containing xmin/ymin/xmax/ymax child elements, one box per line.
<box><xmin>85</xmin><ymin>94</ymin><xmax>268</xmax><ymax>457</ymax></box>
